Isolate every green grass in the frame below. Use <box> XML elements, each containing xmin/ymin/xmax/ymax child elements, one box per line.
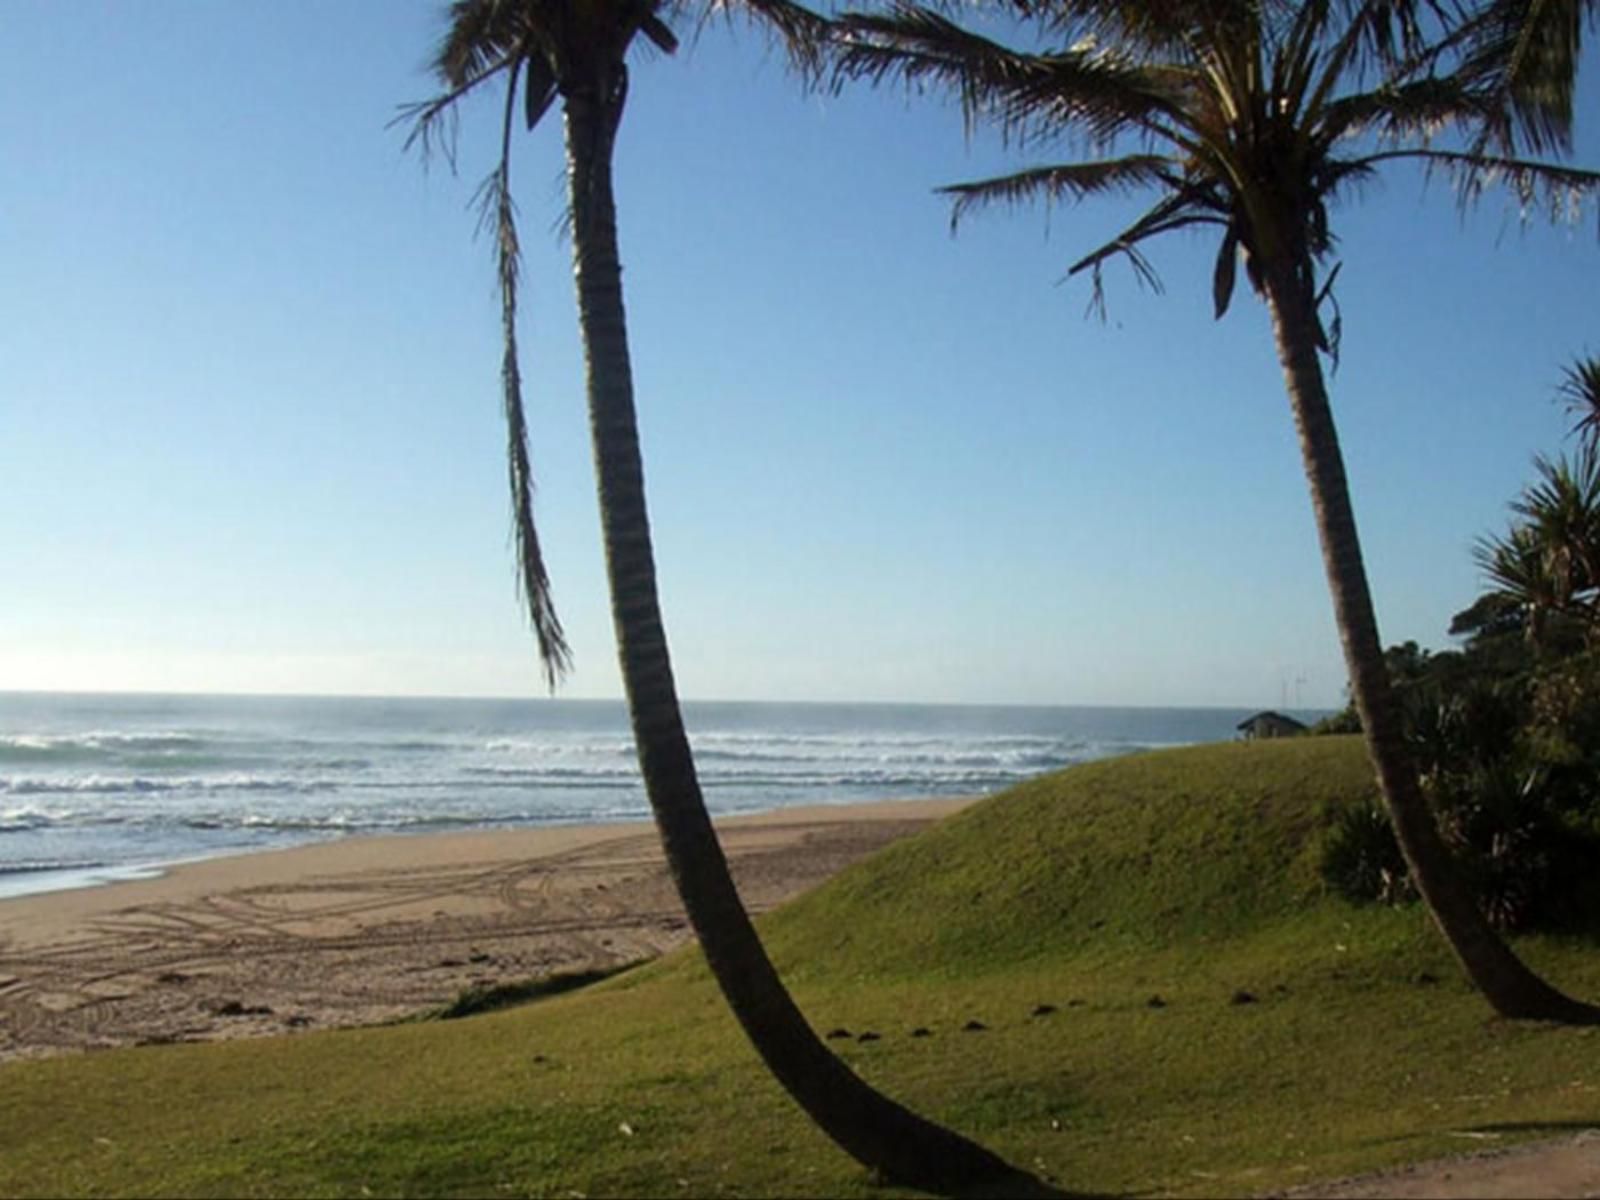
<box><xmin>3</xmin><ymin>736</ymin><xmax>1598</xmax><ymax>1198</ymax></box>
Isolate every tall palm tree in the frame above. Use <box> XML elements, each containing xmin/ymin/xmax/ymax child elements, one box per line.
<box><xmin>401</xmin><ymin>1</ymin><xmax>1029</xmax><ymax>1189</ymax></box>
<box><xmin>832</xmin><ymin>0</ymin><xmax>1600</xmax><ymax>1022</ymax></box>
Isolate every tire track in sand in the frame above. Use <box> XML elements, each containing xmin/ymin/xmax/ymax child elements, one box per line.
<box><xmin>0</xmin><ymin>814</ymin><xmax>935</xmax><ymax>1062</ymax></box>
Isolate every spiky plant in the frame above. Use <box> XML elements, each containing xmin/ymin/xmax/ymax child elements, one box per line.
<box><xmin>1558</xmin><ymin>354</ymin><xmax>1600</xmax><ymax>450</ymax></box>
<box><xmin>832</xmin><ymin>0</ymin><xmax>1600</xmax><ymax>1022</ymax></box>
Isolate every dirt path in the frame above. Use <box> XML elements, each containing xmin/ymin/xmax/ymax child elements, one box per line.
<box><xmin>1279</xmin><ymin>1129</ymin><xmax>1600</xmax><ymax>1198</ymax></box>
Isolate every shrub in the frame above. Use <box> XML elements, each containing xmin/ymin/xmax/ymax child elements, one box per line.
<box><xmin>1320</xmin><ymin>804</ymin><xmax>1413</xmax><ymax>907</ymax></box>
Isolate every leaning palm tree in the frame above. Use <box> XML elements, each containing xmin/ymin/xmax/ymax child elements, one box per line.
<box><xmin>400</xmin><ymin>1</ymin><xmax>1029</xmax><ymax>1190</ymax></box>
<box><xmin>832</xmin><ymin>0</ymin><xmax>1600</xmax><ymax>1022</ymax></box>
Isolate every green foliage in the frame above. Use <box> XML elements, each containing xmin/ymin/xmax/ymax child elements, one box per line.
<box><xmin>1319</xmin><ymin>804</ymin><xmax>1414</xmax><ymax>906</ymax></box>
<box><xmin>1308</xmin><ymin>706</ymin><xmax>1362</xmax><ymax>735</ymax></box>
<box><xmin>1320</xmin><ymin>657</ymin><xmax>1600</xmax><ymax>931</ymax></box>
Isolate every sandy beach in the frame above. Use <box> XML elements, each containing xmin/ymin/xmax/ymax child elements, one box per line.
<box><xmin>0</xmin><ymin>797</ymin><xmax>969</xmax><ymax>1063</ymax></box>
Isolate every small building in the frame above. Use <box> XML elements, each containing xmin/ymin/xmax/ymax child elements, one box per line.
<box><xmin>1237</xmin><ymin>710</ymin><xmax>1307</xmax><ymax>740</ymax></box>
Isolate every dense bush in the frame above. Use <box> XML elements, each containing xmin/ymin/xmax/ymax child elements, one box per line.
<box><xmin>1320</xmin><ymin>659</ymin><xmax>1600</xmax><ymax>932</ymax></box>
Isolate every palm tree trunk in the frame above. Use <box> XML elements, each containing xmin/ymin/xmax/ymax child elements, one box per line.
<box><xmin>1260</xmin><ymin>258</ymin><xmax>1599</xmax><ymax>1025</ymax></box>
<box><xmin>559</xmin><ymin>85</ymin><xmax>1041</xmax><ymax>1193</ymax></box>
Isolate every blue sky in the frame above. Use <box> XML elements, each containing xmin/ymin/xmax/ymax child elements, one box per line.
<box><xmin>3</xmin><ymin>1</ymin><xmax>1597</xmax><ymax>709</ymax></box>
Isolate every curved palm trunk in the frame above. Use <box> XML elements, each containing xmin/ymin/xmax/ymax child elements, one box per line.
<box><xmin>1260</xmin><ymin>260</ymin><xmax>1600</xmax><ymax>1025</ymax></box>
<box><xmin>559</xmin><ymin>87</ymin><xmax>1040</xmax><ymax>1193</ymax></box>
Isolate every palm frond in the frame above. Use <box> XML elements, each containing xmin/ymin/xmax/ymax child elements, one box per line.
<box><xmin>392</xmin><ymin>0</ymin><xmax>535</xmax><ymax>169</ymax></box>
<box><xmin>1557</xmin><ymin>354</ymin><xmax>1600</xmax><ymax>450</ymax></box>
<box><xmin>434</xmin><ymin>0</ymin><xmax>528</xmax><ymax>85</ymax></box>
<box><xmin>474</xmin><ymin>58</ymin><xmax>573</xmax><ymax>688</ymax></box>
<box><xmin>1362</xmin><ymin>147</ymin><xmax>1600</xmax><ymax>224</ymax></box>
<box><xmin>1318</xmin><ymin>74</ymin><xmax>1497</xmax><ymax>142</ymax></box>
<box><xmin>1065</xmin><ymin>189</ymin><xmax>1228</xmax><ymax>318</ymax></box>
<box><xmin>831</xmin><ymin>4</ymin><xmax>1183</xmax><ymax>147</ymax></box>
<box><xmin>1453</xmin><ymin>0</ymin><xmax>1591</xmax><ymax>154</ymax></box>
<box><xmin>394</xmin><ymin>55</ymin><xmax>517</xmax><ymax>170</ymax></box>
<box><xmin>1026</xmin><ymin>0</ymin><xmax>1260</xmax><ymax>55</ymax></box>
<box><xmin>724</xmin><ymin>0</ymin><xmax>831</xmax><ymax>78</ymax></box>
<box><xmin>938</xmin><ymin>154</ymin><xmax>1177</xmax><ymax>229</ymax></box>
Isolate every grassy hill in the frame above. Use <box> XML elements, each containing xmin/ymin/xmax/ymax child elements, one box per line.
<box><xmin>2</xmin><ymin>736</ymin><xmax>1598</xmax><ymax>1197</ymax></box>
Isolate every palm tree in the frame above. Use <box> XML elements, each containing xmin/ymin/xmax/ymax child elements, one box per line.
<box><xmin>400</xmin><ymin>1</ymin><xmax>1030</xmax><ymax>1189</ymax></box>
<box><xmin>832</xmin><ymin>0</ymin><xmax>1600</xmax><ymax>1022</ymax></box>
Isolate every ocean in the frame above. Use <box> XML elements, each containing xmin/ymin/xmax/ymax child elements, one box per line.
<box><xmin>0</xmin><ymin>692</ymin><xmax>1285</xmax><ymax>899</ymax></box>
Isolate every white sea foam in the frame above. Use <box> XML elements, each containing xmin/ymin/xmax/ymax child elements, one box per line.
<box><xmin>0</xmin><ymin>693</ymin><xmax>1269</xmax><ymax>898</ymax></box>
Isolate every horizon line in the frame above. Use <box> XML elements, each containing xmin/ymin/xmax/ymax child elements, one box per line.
<box><xmin>0</xmin><ymin>686</ymin><xmax>1330</xmax><ymax>714</ymax></box>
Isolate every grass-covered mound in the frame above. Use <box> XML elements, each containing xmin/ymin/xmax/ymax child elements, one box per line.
<box><xmin>3</xmin><ymin>736</ymin><xmax>1598</xmax><ymax>1198</ymax></box>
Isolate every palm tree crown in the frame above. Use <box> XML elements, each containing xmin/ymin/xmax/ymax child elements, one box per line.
<box><xmin>835</xmin><ymin>0</ymin><xmax>1599</xmax><ymax>344</ymax></box>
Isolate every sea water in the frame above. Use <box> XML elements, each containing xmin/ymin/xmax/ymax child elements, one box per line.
<box><xmin>0</xmin><ymin>692</ymin><xmax>1288</xmax><ymax>898</ymax></box>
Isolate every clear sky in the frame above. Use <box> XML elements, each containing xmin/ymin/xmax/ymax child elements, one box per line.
<box><xmin>3</xmin><ymin>2</ymin><xmax>1597</xmax><ymax>710</ymax></box>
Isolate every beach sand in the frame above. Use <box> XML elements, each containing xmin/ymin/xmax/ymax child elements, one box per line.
<box><xmin>0</xmin><ymin>797</ymin><xmax>970</xmax><ymax>1063</ymax></box>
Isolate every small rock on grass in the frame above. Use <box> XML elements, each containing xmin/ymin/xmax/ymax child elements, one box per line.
<box><xmin>1230</xmin><ymin>990</ymin><xmax>1258</xmax><ymax>1006</ymax></box>
<box><xmin>909</xmin><ymin>1027</ymin><xmax>932</xmax><ymax>1038</ymax></box>
<box><xmin>1146</xmin><ymin>995</ymin><xmax>1167</xmax><ymax>1009</ymax></box>
<box><xmin>856</xmin><ymin>1031</ymin><xmax>880</xmax><ymax>1043</ymax></box>
<box><xmin>825</xmin><ymin>1027</ymin><xmax>852</xmax><ymax>1040</ymax></box>
<box><xmin>1032</xmin><ymin>1003</ymin><xmax>1057</xmax><ymax>1017</ymax></box>
<box><xmin>963</xmin><ymin>1019</ymin><xmax>988</xmax><ymax>1032</ymax></box>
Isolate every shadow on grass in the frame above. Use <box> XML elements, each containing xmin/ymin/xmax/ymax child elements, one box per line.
<box><xmin>431</xmin><ymin>961</ymin><xmax>645</xmax><ymax>1020</ymax></box>
<box><xmin>1463</xmin><ymin>1119</ymin><xmax>1600</xmax><ymax>1136</ymax></box>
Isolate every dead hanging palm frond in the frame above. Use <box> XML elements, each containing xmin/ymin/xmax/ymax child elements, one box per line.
<box><xmin>1558</xmin><ymin>354</ymin><xmax>1600</xmax><ymax>451</ymax></box>
<box><xmin>474</xmin><ymin>55</ymin><xmax>573</xmax><ymax>688</ymax></box>
<box><xmin>397</xmin><ymin>3</ymin><xmax>572</xmax><ymax>687</ymax></box>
